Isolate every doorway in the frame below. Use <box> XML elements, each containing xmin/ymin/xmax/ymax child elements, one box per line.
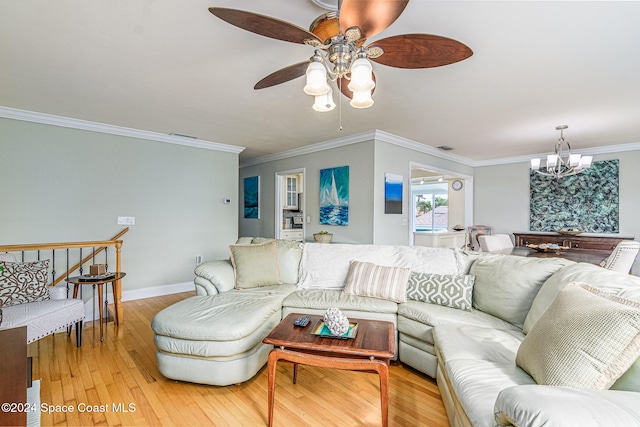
<box><xmin>409</xmin><ymin>162</ymin><xmax>473</xmax><ymax>247</ymax></box>
<box><xmin>275</xmin><ymin>168</ymin><xmax>306</xmax><ymax>241</ymax></box>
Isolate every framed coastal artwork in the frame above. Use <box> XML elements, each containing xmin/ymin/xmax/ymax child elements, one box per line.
<box><xmin>384</xmin><ymin>173</ymin><xmax>403</xmax><ymax>214</ymax></box>
<box><xmin>530</xmin><ymin>159</ymin><xmax>619</xmax><ymax>233</ymax></box>
<box><xmin>243</xmin><ymin>176</ymin><xmax>259</xmax><ymax>219</ymax></box>
<box><xmin>319</xmin><ymin>166</ymin><xmax>349</xmax><ymax>226</ymax></box>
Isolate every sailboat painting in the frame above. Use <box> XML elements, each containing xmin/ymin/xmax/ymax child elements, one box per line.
<box><xmin>319</xmin><ymin>166</ymin><xmax>349</xmax><ymax>226</ymax></box>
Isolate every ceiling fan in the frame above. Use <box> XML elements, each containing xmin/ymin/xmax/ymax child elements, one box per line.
<box><xmin>209</xmin><ymin>0</ymin><xmax>473</xmax><ymax>111</ymax></box>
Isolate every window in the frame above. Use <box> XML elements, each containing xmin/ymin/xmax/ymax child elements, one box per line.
<box><xmin>414</xmin><ymin>184</ymin><xmax>448</xmax><ymax>232</ymax></box>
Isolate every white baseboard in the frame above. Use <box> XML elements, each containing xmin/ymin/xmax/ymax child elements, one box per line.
<box><xmin>83</xmin><ymin>281</ymin><xmax>194</xmax><ymax>320</ymax></box>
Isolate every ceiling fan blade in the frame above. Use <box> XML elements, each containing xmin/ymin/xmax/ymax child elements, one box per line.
<box><xmin>339</xmin><ymin>0</ymin><xmax>409</xmax><ymax>40</ymax></box>
<box><xmin>254</xmin><ymin>61</ymin><xmax>310</xmax><ymax>90</ymax></box>
<box><xmin>209</xmin><ymin>7</ymin><xmax>321</xmax><ymax>45</ymax></box>
<box><xmin>368</xmin><ymin>34</ymin><xmax>473</xmax><ymax>69</ymax></box>
<box><xmin>337</xmin><ymin>73</ymin><xmax>377</xmax><ymax>99</ymax></box>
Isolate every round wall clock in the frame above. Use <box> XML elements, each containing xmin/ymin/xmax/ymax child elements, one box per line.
<box><xmin>452</xmin><ymin>180</ymin><xmax>463</xmax><ymax>191</ymax></box>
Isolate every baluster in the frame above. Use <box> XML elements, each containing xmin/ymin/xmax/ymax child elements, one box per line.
<box><xmin>51</xmin><ymin>249</ymin><xmax>56</xmax><ymax>286</ymax></box>
<box><xmin>21</xmin><ymin>251</ymin><xmax>25</xmax><ymax>262</ymax></box>
<box><xmin>66</xmin><ymin>248</ymin><xmax>70</xmax><ymax>296</ymax></box>
<box><xmin>37</xmin><ymin>250</ymin><xmax>41</xmax><ymax>261</ymax></box>
<box><xmin>79</xmin><ymin>248</ymin><xmax>83</xmax><ymax>276</ymax></box>
<box><xmin>105</xmin><ymin>248</ymin><xmax>109</xmax><ymax>272</ymax></box>
<box><xmin>92</xmin><ymin>247</ymin><xmax>96</xmax><ymax>265</ymax></box>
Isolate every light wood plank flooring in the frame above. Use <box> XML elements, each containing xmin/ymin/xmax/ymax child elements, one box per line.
<box><xmin>28</xmin><ymin>292</ymin><xmax>449</xmax><ymax>426</ymax></box>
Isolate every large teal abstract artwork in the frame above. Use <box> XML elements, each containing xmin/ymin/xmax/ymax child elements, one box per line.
<box><xmin>320</xmin><ymin>166</ymin><xmax>349</xmax><ymax>226</ymax></box>
<box><xmin>530</xmin><ymin>160</ymin><xmax>619</xmax><ymax>233</ymax></box>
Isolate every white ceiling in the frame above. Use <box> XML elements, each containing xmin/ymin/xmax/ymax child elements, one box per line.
<box><xmin>2</xmin><ymin>1</ymin><xmax>639</xmax><ymax>164</ymax></box>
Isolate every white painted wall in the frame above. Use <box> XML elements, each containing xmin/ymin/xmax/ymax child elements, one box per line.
<box><xmin>0</xmin><ymin>117</ymin><xmax>240</xmax><ymax>293</ymax></box>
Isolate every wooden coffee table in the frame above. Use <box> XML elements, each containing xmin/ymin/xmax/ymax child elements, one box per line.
<box><xmin>263</xmin><ymin>313</ymin><xmax>395</xmax><ymax>427</ymax></box>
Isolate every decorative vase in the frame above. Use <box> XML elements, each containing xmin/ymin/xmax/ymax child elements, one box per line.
<box><xmin>313</xmin><ymin>233</ymin><xmax>333</xmax><ymax>243</ymax></box>
<box><xmin>323</xmin><ymin>307</ymin><xmax>349</xmax><ymax>336</ymax></box>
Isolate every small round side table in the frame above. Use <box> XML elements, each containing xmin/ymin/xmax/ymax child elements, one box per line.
<box><xmin>66</xmin><ymin>272</ymin><xmax>126</xmax><ymax>342</ymax></box>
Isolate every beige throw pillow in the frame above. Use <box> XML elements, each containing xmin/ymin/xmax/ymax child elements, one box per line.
<box><xmin>342</xmin><ymin>261</ymin><xmax>411</xmax><ymax>303</ymax></box>
<box><xmin>229</xmin><ymin>241</ymin><xmax>281</xmax><ymax>289</ymax></box>
<box><xmin>516</xmin><ymin>283</ymin><xmax>640</xmax><ymax>390</ymax></box>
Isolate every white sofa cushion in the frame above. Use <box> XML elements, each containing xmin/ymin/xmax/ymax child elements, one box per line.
<box><xmin>469</xmin><ymin>255</ymin><xmax>573</xmax><ymax>328</ymax></box>
<box><xmin>342</xmin><ymin>261</ymin><xmax>410</xmax><ymax>303</ymax></box>
<box><xmin>298</xmin><ymin>243</ymin><xmax>463</xmax><ymax>290</ymax></box>
<box><xmin>516</xmin><ymin>283</ymin><xmax>640</xmax><ymax>390</ymax></box>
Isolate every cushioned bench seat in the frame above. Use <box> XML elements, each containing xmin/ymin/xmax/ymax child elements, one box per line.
<box><xmin>152</xmin><ymin>284</ymin><xmax>296</xmax><ymax>386</ymax></box>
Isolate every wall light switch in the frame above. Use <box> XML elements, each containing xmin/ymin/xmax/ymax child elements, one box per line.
<box><xmin>117</xmin><ymin>216</ymin><xmax>135</xmax><ymax>225</ymax></box>
<box><xmin>306</xmin><ymin>216</ymin><xmax>311</xmax><ymax>224</ymax></box>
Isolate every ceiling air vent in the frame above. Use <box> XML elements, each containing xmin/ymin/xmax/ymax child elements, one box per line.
<box><xmin>437</xmin><ymin>145</ymin><xmax>454</xmax><ymax>151</ymax></box>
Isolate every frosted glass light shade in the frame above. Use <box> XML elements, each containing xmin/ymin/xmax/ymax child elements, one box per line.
<box><xmin>546</xmin><ymin>154</ymin><xmax>558</xmax><ymax>168</ymax></box>
<box><xmin>350</xmin><ymin>89</ymin><xmax>374</xmax><ymax>109</ymax></box>
<box><xmin>348</xmin><ymin>58</ymin><xmax>375</xmax><ymax>92</ymax></box>
<box><xmin>569</xmin><ymin>153</ymin><xmax>581</xmax><ymax>167</ymax></box>
<box><xmin>531</xmin><ymin>158</ymin><xmax>541</xmax><ymax>170</ymax></box>
<box><xmin>303</xmin><ymin>62</ymin><xmax>330</xmax><ymax>95</ymax></box>
<box><xmin>313</xmin><ymin>87</ymin><xmax>336</xmax><ymax>112</ymax></box>
<box><xmin>580</xmin><ymin>156</ymin><xmax>593</xmax><ymax>169</ymax></box>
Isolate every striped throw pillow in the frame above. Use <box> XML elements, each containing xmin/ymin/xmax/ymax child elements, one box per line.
<box><xmin>342</xmin><ymin>261</ymin><xmax>411</xmax><ymax>303</ymax></box>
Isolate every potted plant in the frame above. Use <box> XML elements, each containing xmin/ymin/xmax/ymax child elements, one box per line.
<box><xmin>313</xmin><ymin>230</ymin><xmax>333</xmax><ymax>243</ymax></box>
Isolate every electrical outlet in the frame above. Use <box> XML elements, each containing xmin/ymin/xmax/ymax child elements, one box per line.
<box><xmin>117</xmin><ymin>216</ymin><xmax>135</xmax><ymax>226</ymax></box>
<box><xmin>196</xmin><ymin>255</ymin><xmax>202</xmax><ymax>265</ymax></box>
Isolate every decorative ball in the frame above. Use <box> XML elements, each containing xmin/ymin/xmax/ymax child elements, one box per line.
<box><xmin>324</xmin><ymin>307</ymin><xmax>349</xmax><ymax>336</ymax></box>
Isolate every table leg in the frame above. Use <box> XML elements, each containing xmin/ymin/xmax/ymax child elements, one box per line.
<box><xmin>68</xmin><ymin>284</ymin><xmax>81</xmax><ymax>337</ymax></box>
<box><xmin>292</xmin><ymin>363</ymin><xmax>298</xmax><ymax>384</ymax></box>
<box><xmin>97</xmin><ymin>284</ymin><xmax>104</xmax><ymax>342</ymax></box>
<box><xmin>267</xmin><ymin>350</ymin><xmax>278</xmax><ymax>427</ymax></box>
<box><xmin>378</xmin><ymin>361</ymin><xmax>390</xmax><ymax>427</ymax></box>
<box><xmin>110</xmin><ymin>281</ymin><xmax>120</xmax><ymax>326</ymax></box>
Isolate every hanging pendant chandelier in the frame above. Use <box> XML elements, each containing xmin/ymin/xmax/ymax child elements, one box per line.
<box><xmin>530</xmin><ymin>125</ymin><xmax>593</xmax><ymax>179</ymax></box>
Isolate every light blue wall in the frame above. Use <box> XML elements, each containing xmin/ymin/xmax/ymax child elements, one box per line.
<box><xmin>0</xmin><ymin>117</ymin><xmax>240</xmax><ymax>291</ymax></box>
<box><xmin>474</xmin><ymin>150</ymin><xmax>640</xmax><ymax>274</ymax></box>
<box><xmin>239</xmin><ymin>140</ymin><xmax>376</xmax><ymax>243</ymax></box>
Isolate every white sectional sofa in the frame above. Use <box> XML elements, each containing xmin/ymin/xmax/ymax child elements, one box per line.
<box><xmin>151</xmin><ymin>238</ymin><xmax>640</xmax><ymax>426</ymax></box>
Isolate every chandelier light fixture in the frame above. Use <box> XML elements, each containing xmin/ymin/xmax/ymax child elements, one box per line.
<box><xmin>530</xmin><ymin>125</ymin><xmax>593</xmax><ymax>179</ymax></box>
<box><xmin>302</xmin><ymin>17</ymin><xmax>379</xmax><ymax>112</ymax></box>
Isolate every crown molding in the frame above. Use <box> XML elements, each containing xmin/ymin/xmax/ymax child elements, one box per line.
<box><xmin>240</xmin><ymin>129</ymin><xmax>477</xmax><ymax>168</ymax></box>
<box><xmin>474</xmin><ymin>141</ymin><xmax>640</xmax><ymax>167</ymax></box>
<box><xmin>0</xmin><ymin>106</ymin><xmax>245</xmax><ymax>154</ymax></box>
<box><xmin>240</xmin><ymin>130</ymin><xmax>378</xmax><ymax>167</ymax></box>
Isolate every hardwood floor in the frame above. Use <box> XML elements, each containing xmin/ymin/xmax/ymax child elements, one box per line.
<box><xmin>28</xmin><ymin>292</ymin><xmax>449</xmax><ymax>426</ymax></box>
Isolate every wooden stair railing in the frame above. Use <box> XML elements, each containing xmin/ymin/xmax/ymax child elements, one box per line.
<box><xmin>0</xmin><ymin>228</ymin><xmax>129</xmax><ymax>325</ymax></box>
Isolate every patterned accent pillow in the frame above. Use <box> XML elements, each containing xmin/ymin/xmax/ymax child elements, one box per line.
<box><xmin>342</xmin><ymin>261</ymin><xmax>411</xmax><ymax>303</ymax></box>
<box><xmin>406</xmin><ymin>272</ymin><xmax>475</xmax><ymax>311</ymax></box>
<box><xmin>516</xmin><ymin>283</ymin><xmax>640</xmax><ymax>390</ymax></box>
<box><xmin>0</xmin><ymin>260</ymin><xmax>51</xmax><ymax>307</ymax></box>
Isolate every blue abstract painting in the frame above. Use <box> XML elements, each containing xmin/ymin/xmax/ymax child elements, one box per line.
<box><xmin>320</xmin><ymin>166</ymin><xmax>349</xmax><ymax>226</ymax></box>
<box><xmin>384</xmin><ymin>173</ymin><xmax>403</xmax><ymax>214</ymax></box>
<box><xmin>244</xmin><ymin>176</ymin><xmax>259</xmax><ymax>219</ymax></box>
<box><xmin>530</xmin><ymin>160</ymin><xmax>619</xmax><ymax>233</ymax></box>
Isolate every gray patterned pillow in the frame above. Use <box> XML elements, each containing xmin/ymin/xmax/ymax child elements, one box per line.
<box><xmin>0</xmin><ymin>260</ymin><xmax>51</xmax><ymax>307</ymax></box>
<box><xmin>406</xmin><ymin>272</ymin><xmax>475</xmax><ymax>311</ymax></box>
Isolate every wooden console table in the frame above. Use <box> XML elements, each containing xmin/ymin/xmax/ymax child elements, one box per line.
<box><xmin>513</xmin><ymin>232</ymin><xmax>633</xmax><ymax>251</ymax></box>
